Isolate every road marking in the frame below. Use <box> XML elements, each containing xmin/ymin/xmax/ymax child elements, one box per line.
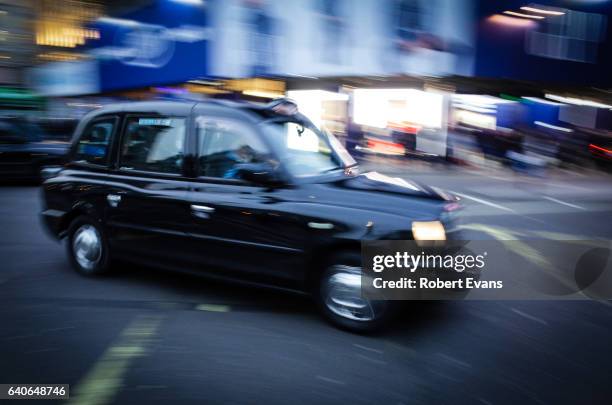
<box><xmin>454</xmin><ymin>223</ymin><xmax>610</xmax><ymax>304</ymax></box>
<box><xmin>353</xmin><ymin>343</ymin><xmax>384</xmax><ymax>355</ymax></box>
<box><xmin>457</xmin><ymin>223</ymin><xmax>590</xmax><ymax>298</ymax></box>
<box><xmin>436</xmin><ymin>353</ymin><xmax>472</xmax><ymax>369</ymax></box>
<box><xmin>195</xmin><ymin>303</ymin><xmax>230</xmax><ymax>312</ymax></box>
<box><xmin>69</xmin><ymin>315</ymin><xmax>163</xmax><ymax>405</ymax></box>
<box><xmin>510</xmin><ymin>308</ymin><xmax>548</xmax><ymax>326</ymax></box>
<box><xmin>542</xmin><ymin>196</ymin><xmax>586</xmax><ymax>210</ymax></box>
<box><xmin>447</xmin><ymin>190</ymin><xmax>515</xmax><ymax>212</ymax></box>
<box><xmin>42</xmin><ymin>326</ymin><xmax>76</xmax><ymax>333</ymax></box>
<box><xmin>457</xmin><ymin>224</ymin><xmax>521</xmax><ymax>240</ymax></box>
<box><xmin>460</xmin><ymin>223</ymin><xmax>603</xmax><ymax>243</ymax></box>
<box><xmin>533</xmin><ymin>231</ymin><xmax>593</xmax><ymax>241</ymax></box>
<box><xmin>355</xmin><ymin>353</ymin><xmax>388</xmax><ymax>365</ymax></box>
<box><xmin>316</xmin><ymin>375</ymin><xmax>346</xmax><ymax>385</ymax></box>
<box><xmin>478</xmin><ymin>171</ymin><xmax>514</xmax><ymax>182</ymax></box>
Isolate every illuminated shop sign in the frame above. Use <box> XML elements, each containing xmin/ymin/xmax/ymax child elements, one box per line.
<box><xmin>88</xmin><ymin>1</ymin><xmax>210</xmax><ymax>91</ymax></box>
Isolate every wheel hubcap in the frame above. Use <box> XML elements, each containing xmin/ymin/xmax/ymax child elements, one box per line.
<box><xmin>323</xmin><ymin>265</ymin><xmax>385</xmax><ymax>322</ymax></box>
<box><xmin>72</xmin><ymin>224</ymin><xmax>102</xmax><ymax>271</ymax></box>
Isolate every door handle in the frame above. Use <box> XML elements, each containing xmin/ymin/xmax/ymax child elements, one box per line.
<box><xmin>191</xmin><ymin>205</ymin><xmax>215</xmax><ymax>213</ymax></box>
<box><xmin>107</xmin><ymin>194</ymin><xmax>122</xmax><ymax>207</ymax></box>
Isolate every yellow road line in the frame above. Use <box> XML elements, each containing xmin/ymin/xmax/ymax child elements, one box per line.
<box><xmin>459</xmin><ymin>223</ymin><xmax>606</xmax><ymax>300</ymax></box>
<box><xmin>68</xmin><ymin>315</ymin><xmax>163</xmax><ymax>405</ymax></box>
<box><xmin>457</xmin><ymin>223</ymin><xmax>523</xmax><ymax>239</ymax></box>
<box><xmin>195</xmin><ymin>303</ymin><xmax>231</xmax><ymax>312</ymax></box>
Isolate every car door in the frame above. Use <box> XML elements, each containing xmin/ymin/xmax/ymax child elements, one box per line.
<box><xmin>103</xmin><ymin>114</ymin><xmax>194</xmax><ymax>268</ymax></box>
<box><xmin>62</xmin><ymin>114</ymin><xmax>119</xmax><ymax>223</ymax></box>
<box><xmin>184</xmin><ymin>115</ymin><xmax>309</xmax><ymax>283</ymax></box>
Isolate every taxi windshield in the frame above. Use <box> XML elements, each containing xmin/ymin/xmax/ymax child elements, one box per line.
<box><xmin>262</xmin><ymin>120</ymin><xmax>356</xmax><ymax>177</ymax></box>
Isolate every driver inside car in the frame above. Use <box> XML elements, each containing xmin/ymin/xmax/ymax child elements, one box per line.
<box><xmin>222</xmin><ymin>144</ymin><xmax>258</xmax><ymax>179</ymax></box>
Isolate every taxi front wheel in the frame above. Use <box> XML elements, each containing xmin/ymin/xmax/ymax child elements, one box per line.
<box><xmin>317</xmin><ymin>251</ymin><xmax>394</xmax><ymax>332</ymax></box>
<box><xmin>66</xmin><ymin>216</ymin><xmax>111</xmax><ymax>276</ymax></box>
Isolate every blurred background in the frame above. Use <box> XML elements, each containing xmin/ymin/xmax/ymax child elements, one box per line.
<box><xmin>0</xmin><ymin>0</ymin><xmax>610</xmax><ymax>172</ymax></box>
<box><xmin>2</xmin><ymin>1</ymin><xmax>612</xmax><ymax>404</ymax></box>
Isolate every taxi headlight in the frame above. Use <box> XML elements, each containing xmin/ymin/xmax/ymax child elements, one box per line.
<box><xmin>412</xmin><ymin>221</ymin><xmax>446</xmax><ymax>241</ymax></box>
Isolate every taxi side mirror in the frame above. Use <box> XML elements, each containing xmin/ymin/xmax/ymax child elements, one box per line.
<box><xmin>235</xmin><ymin>163</ymin><xmax>283</xmax><ymax>186</ymax></box>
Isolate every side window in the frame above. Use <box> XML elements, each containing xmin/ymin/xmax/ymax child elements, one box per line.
<box><xmin>74</xmin><ymin>117</ymin><xmax>116</xmax><ymax>165</ymax></box>
<box><xmin>197</xmin><ymin>117</ymin><xmax>271</xmax><ymax>179</ymax></box>
<box><xmin>119</xmin><ymin>116</ymin><xmax>186</xmax><ymax>174</ymax></box>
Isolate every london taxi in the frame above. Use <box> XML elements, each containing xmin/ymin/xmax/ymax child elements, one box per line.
<box><xmin>41</xmin><ymin>99</ymin><xmax>459</xmax><ymax>332</ymax></box>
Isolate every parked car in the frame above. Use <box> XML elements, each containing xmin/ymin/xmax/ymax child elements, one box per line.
<box><xmin>36</xmin><ymin>118</ymin><xmax>79</xmax><ymax>142</ymax></box>
<box><xmin>0</xmin><ymin>117</ymin><xmax>69</xmax><ymax>181</ymax></box>
<box><xmin>40</xmin><ymin>99</ymin><xmax>459</xmax><ymax>331</ymax></box>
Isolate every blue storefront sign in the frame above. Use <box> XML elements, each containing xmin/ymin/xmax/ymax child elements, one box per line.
<box><xmin>87</xmin><ymin>0</ymin><xmax>209</xmax><ymax>92</ymax></box>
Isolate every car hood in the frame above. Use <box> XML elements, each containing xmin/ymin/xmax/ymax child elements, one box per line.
<box><xmin>303</xmin><ymin>171</ymin><xmax>457</xmax><ymax>219</ymax></box>
<box><xmin>338</xmin><ymin>171</ymin><xmax>455</xmax><ymax>202</ymax></box>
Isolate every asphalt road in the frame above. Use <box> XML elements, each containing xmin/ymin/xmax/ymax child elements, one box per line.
<box><xmin>1</xmin><ymin>164</ymin><xmax>612</xmax><ymax>404</ymax></box>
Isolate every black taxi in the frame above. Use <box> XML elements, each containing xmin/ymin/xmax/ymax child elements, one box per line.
<box><xmin>41</xmin><ymin>99</ymin><xmax>459</xmax><ymax>331</ymax></box>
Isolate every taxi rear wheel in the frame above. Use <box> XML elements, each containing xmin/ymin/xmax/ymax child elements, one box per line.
<box><xmin>66</xmin><ymin>216</ymin><xmax>111</xmax><ymax>276</ymax></box>
<box><xmin>317</xmin><ymin>251</ymin><xmax>392</xmax><ymax>332</ymax></box>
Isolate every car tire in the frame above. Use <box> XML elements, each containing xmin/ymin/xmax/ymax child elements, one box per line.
<box><xmin>317</xmin><ymin>251</ymin><xmax>393</xmax><ymax>333</ymax></box>
<box><xmin>66</xmin><ymin>216</ymin><xmax>111</xmax><ymax>276</ymax></box>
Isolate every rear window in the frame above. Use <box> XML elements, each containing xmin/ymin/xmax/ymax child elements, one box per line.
<box><xmin>119</xmin><ymin>116</ymin><xmax>186</xmax><ymax>174</ymax></box>
<box><xmin>74</xmin><ymin>117</ymin><xmax>117</xmax><ymax>165</ymax></box>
